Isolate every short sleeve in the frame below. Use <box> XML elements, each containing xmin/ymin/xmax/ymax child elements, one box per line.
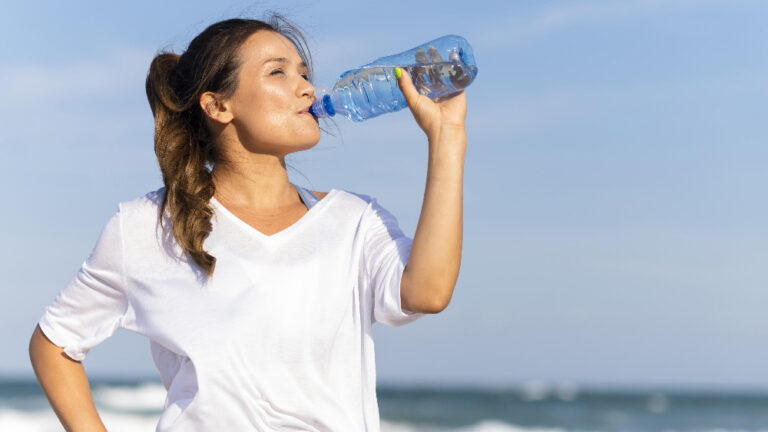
<box><xmin>38</xmin><ymin>207</ymin><xmax>128</xmax><ymax>361</ymax></box>
<box><xmin>362</xmin><ymin>198</ymin><xmax>425</xmax><ymax>327</ymax></box>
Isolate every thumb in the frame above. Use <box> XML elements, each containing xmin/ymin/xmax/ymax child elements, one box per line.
<box><xmin>395</xmin><ymin>67</ymin><xmax>421</xmax><ymax>107</ymax></box>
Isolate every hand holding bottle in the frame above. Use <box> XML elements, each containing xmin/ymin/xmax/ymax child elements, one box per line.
<box><xmin>395</xmin><ymin>65</ymin><xmax>467</xmax><ymax>141</ymax></box>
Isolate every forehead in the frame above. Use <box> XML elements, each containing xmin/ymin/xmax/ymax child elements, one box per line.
<box><xmin>239</xmin><ymin>30</ymin><xmax>306</xmax><ymax>67</ymax></box>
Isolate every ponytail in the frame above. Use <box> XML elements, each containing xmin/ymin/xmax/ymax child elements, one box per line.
<box><xmin>146</xmin><ymin>51</ymin><xmax>217</xmax><ymax>277</ymax></box>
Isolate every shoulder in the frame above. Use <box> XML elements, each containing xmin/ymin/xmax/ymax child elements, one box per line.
<box><xmin>308</xmin><ymin>188</ymin><xmax>391</xmax><ymax>225</ymax></box>
<box><xmin>118</xmin><ymin>186</ymin><xmax>164</xmax><ymax>212</ymax></box>
<box><xmin>114</xmin><ymin>187</ymin><xmax>165</xmax><ymax>224</ymax></box>
<box><xmin>328</xmin><ymin>189</ymin><xmax>401</xmax><ymax>228</ymax></box>
<box><xmin>322</xmin><ymin>188</ymin><xmax>378</xmax><ymax>209</ymax></box>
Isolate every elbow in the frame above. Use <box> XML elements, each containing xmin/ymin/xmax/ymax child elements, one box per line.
<box><xmin>406</xmin><ymin>299</ymin><xmax>448</xmax><ymax>315</ymax></box>
<box><xmin>422</xmin><ymin>303</ymin><xmax>448</xmax><ymax>314</ymax></box>
<box><xmin>402</xmin><ymin>284</ymin><xmax>454</xmax><ymax>314</ymax></box>
<box><xmin>429</xmin><ymin>295</ymin><xmax>452</xmax><ymax>314</ymax></box>
<box><xmin>423</xmin><ymin>286</ymin><xmax>453</xmax><ymax>313</ymax></box>
<box><xmin>426</xmin><ymin>277</ymin><xmax>456</xmax><ymax>313</ymax></box>
<box><xmin>401</xmin><ymin>268</ymin><xmax>456</xmax><ymax>314</ymax></box>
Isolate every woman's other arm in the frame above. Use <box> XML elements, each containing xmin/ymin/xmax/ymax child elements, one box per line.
<box><xmin>29</xmin><ymin>324</ymin><xmax>108</xmax><ymax>432</ymax></box>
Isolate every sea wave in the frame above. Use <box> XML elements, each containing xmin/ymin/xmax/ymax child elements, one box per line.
<box><xmin>3</xmin><ymin>408</ymin><xmax>768</xmax><ymax>432</ymax></box>
<box><xmin>6</xmin><ymin>379</ymin><xmax>768</xmax><ymax>432</ymax></box>
<box><xmin>0</xmin><ymin>409</ymin><xmax>563</xmax><ymax>432</ymax></box>
<box><xmin>0</xmin><ymin>408</ymin><xmax>159</xmax><ymax>432</ymax></box>
<box><xmin>92</xmin><ymin>381</ymin><xmax>167</xmax><ymax>412</ymax></box>
<box><xmin>381</xmin><ymin>419</ymin><xmax>567</xmax><ymax>432</ymax></box>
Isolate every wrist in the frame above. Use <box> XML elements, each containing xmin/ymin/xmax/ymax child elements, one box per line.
<box><xmin>430</xmin><ymin>125</ymin><xmax>466</xmax><ymax>144</ymax></box>
<box><xmin>440</xmin><ymin>121</ymin><xmax>466</xmax><ymax>132</ymax></box>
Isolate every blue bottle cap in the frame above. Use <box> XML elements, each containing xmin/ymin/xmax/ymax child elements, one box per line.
<box><xmin>309</xmin><ymin>94</ymin><xmax>336</xmax><ymax>118</ymax></box>
<box><xmin>322</xmin><ymin>94</ymin><xmax>335</xmax><ymax>117</ymax></box>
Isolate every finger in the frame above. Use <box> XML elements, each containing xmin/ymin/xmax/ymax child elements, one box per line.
<box><xmin>394</xmin><ymin>67</ymin><xmax>421</xmax><ymax>108</ymax></box>
<box><xmin>427</xmin><ymin>46</ymin><xmax>444</xmax><ymax>62</ymax></box>
<box><xmin>446</xmin><ymin>48</ymin><xmax>471</xmax><ymax>89</ymax></box>
<box><xmin>426</xmin><ymin>46</ymin><xmax>446</xmax><ymax>94</ymax></box>
<box><xmin>413</xmin><ymin>48</ymin><xmax>429</xmax><ymax>95</ymax></box>
<box><xmin>449</xmin><ymin>64</ymin><xmax>471</xmax><ymax>88</ymax></box>
<box><xmin>415</xmin><ymin>48</ymin><xmax>428</xmax><ymax>64</ymax></box>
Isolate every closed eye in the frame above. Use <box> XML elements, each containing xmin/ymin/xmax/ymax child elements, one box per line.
<box><xmin>270</xmin><ymin>70</ymin><xmax>310</xmax><ymax>81</ymax></box>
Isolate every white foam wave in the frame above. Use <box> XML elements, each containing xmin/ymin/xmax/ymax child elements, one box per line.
<box><xmin>381</xmin><ymin>419</ymin><xmax>568</xmax><ymax>432</ymax></box>
<box><xmin>0</xmin><ymin>410</ymin><xmax>567</xmax><ymax>432</ymax></box>
<box><xmin>92</xmin><ymin>381</ymin><xmax>167</xmax><ymax>412</ymax></box>
<box><xmin>454</xmin><ymin>420</ymin><xmax>567</xmax><ymax>432</ymax></box>
<box><xmin>0</xmin><ymin>408</ymin><xmax>158</xmax><ymax>432</ymax></box>
<box><xmin>516</xmin><ymin>380</ymin><xmax>581</xmax><ymax>403</ymax></box>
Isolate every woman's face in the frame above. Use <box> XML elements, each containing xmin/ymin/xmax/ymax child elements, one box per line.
<box><xmin>224</xmin><ymin>30</ymin><xmax>319</xmax><ymax>155</ymax></box>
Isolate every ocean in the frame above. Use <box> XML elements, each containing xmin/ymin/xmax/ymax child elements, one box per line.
<box><xmin>2</xmin><ymin>378</ymin><xmax>767</xmax><ymax>431</ymax></box>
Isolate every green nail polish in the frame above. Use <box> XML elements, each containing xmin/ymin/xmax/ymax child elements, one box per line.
<box><xmin>394</xmin><ymin>67</ymin><xmax>402</xmax><ymax>78</ymax></box>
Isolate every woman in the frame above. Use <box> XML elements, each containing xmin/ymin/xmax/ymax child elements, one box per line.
<box><xmin>28</xmin><ymin>14</ymin><xmax>466</xmax><ymax>432</ymax></box>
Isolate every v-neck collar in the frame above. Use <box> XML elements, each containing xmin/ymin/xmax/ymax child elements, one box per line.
<box><xmin>210</xmin><ymin>184</ymin><xmax>338</xmax><ymax>242</ymax></box>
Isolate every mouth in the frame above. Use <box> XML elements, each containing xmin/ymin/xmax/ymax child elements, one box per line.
<box><xmin>298</xmin><ymin>102</ymin><xmax>315</xmax><ymax>116</ymax></box>
<box><xmin>298</xmin><ymin>107</ymin><xmax>316</xmax><ymax>119</ymax></box>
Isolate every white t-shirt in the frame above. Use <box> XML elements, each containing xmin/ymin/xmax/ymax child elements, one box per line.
<box><xmin>38</xmin><ymin>184</ymin><xmax>425</xmax><ymax>432</ymax></box>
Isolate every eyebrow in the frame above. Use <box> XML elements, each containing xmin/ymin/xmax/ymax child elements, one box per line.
<box><xmin>263</xmin><ymin>57</ymin><xmax>308</xmax><ymax>68</ymax></box>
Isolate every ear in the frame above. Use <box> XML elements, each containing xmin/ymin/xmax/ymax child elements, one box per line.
<box><xmin>200</xmin><ymin>92</ymin><xmax>233</xmax><ymax>124</ymax></box>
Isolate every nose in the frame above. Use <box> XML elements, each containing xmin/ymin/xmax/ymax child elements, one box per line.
<box><xmin>298</xmin><ymin>76</ymin><xmax>315</xmax><ymax>101</ymax></box>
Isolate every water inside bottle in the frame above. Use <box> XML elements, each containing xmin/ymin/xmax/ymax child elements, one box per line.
<box><xmin>336</xmin><ymin>62</ymin><xmax>477</xmax><ymax>101</ymax></box>
<box><xmin>403</xmin><ymin>61</ymin><xmax>477</xmax><ymax>100</ymax></box>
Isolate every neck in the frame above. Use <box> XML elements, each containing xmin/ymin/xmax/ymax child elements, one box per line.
<box><xmin>211</xmin><ymin>155</ymin><xmax>298</xmax><ymax>211</ymax></box>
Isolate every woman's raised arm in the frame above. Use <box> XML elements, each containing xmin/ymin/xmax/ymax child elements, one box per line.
<box><xmin>395</xmin><ymin>67</ymin><xmax>467</xmax><ymax>314</ymax></box>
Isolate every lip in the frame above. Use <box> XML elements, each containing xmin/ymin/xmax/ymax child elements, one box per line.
<box><xmin>298</xmin><ymin>102</ymin><xmax>314</xmax><ymax>115</ymax></box>
<box><xmin>298</xmin><ymin>107</ymin><xmax>316</xmax><ymax>120</ymax></box>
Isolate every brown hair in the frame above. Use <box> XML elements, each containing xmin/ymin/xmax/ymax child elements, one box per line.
<box><xmin>145</xmin><ymin>14</ymin><xmax>314</xmax><ymax>278</ymax></box>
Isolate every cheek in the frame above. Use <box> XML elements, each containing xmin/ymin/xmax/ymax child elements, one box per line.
<box><xmin>241</xmin><ymin>110</ymin><xmax>318</xmax><ymax>146</ymax></box>
<box><xmin>231</xmin><ymin>86</ymin><xmax>319</xmax><ymax>145</ymax></box>
<box><xmin>233</xmin><ymin>82</ymin><xmax>283</xmax><ymax>117</ymax></box>
<box><xmin>248</xmin><ymin>93</ymin><xmax>289</xmax><ymax>127</ymax></box>
<box><xmin>234</xmin><ymin>94</ymin><xmax>283</xmax><ymax>133</ymax></box>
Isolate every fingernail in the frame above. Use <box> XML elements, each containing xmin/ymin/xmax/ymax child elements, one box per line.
<box><xmin>394</xmin><ymin>67</ymin><xmax>402</xmax><ymax>79</ymax></box>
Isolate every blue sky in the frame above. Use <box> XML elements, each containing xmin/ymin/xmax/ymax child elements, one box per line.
<box><xmin>2</xmin><ymin>0</ymin><xmax>767</xmax><ymax>390</ymax></box>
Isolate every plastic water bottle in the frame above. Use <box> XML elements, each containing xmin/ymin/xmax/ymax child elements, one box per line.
<box><xmin>309</xmin><ymin>34</ymin><xmax>478</xmax><ymax>122</ymax></box>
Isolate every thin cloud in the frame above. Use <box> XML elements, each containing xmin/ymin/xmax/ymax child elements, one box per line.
<box><xmin>0</xmin><ymin>48</ymin><xmax>155</xmax><ymax>149</ymax></box>
<box><xmin>472</xmin><ymin>63</ymin><xmax>768</xmax><ymax>137</ymax></box>
<box><xmin>477</xmin><ymin>0</ymin><xmax>728</xmax><ymax>49</ymax></box>
<box><xmin>0</xmin><ymin>48</ymin><xmax>153</xmax><ymax>103</ymax></box>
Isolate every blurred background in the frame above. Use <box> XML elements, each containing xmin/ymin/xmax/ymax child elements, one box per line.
<box><xmin>2</xmin><ymin>0</ymin><xmax>767</xmax><ymax>430</ymax></box>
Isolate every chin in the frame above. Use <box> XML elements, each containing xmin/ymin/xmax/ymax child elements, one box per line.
<box><xmin>299</xmin><ymin>138</ymin><xmax>320</xmax><ymax>152</ymax></box>
<box><xmin>302</xmin><ymin>128</ymin><xmax>322</xmax><ymax>147</ymax></box>
<box><xmin>287</xmin><ymin>134</ymin><xmax>320</xmax><ymax>154</ymax></box>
